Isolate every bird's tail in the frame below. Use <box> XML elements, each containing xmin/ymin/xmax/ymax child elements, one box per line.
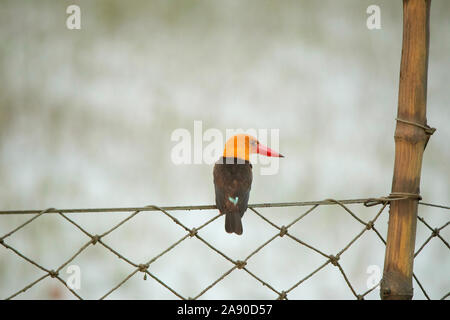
<box><xmin>225</xmin><ymin>211</ymin><xmax>243</xmax><ymax>235</ymax></box>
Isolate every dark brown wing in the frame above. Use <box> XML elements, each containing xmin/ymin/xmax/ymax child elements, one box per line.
<box><xmin>213</xmin><ymin>157</ymin><xmax>253</xmax><ymax>235</ymax></box>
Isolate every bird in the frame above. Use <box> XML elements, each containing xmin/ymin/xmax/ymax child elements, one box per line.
<box><xmin>213</xmin><ymin>134</ymin><xmax>284</xmax><ymax>235</ymax></box>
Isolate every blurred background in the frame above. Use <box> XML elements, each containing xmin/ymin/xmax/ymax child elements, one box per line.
<box><xmin>0</xmin><ymin>0</ymin><xmax>448</xmax><ymax>299</ymax></box>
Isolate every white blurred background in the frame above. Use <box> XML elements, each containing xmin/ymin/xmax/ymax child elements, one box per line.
<box><xmin>0</xmin><ymin>0</ymin><xmax>448</xmax><ymax>299</ymax></box>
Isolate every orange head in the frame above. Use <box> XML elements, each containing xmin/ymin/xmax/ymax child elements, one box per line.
<box><xmin>223</xmin><ymin>134</ymin><xmax>284</xmax><ymax>161</ymax></box>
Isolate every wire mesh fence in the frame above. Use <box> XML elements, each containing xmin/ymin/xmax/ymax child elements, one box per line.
<box><xmin>0</xmin><ymin>197</ymin><xmax>448</xmax><ymax>300</ymax></box>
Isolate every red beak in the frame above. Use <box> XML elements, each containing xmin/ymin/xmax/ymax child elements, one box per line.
<box><xmin>256</xmin><ymin>144</ymin><xmax>284</xmax><ymax>158</ymax></box>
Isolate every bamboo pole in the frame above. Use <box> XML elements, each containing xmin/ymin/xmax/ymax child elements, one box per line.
<box><xmin>380</xmin><ymin>0</ymin><xmax>432</xmax><ymax>300</ymax></box>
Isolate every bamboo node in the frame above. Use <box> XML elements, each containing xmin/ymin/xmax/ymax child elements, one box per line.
<box><xmin>396</xmin><ymin>118</ymin><xmax>436</xmax><ymax>135</ymax></box>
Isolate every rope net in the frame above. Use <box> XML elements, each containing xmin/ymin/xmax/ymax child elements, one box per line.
<box><xmin>0</xmin><ymin>197</ymin><xmax>448</xmax><ymax>300</ymax></box>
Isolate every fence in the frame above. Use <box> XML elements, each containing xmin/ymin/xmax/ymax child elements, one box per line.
<box><xmin>1</xmin><ymin>197</ymin><xmax>448</xmax><ymax>300</ymax></box>
<box><xmin>0</xmin><ymin>0</ymin><xmax>445</xmax><ymax>301</ymax></box>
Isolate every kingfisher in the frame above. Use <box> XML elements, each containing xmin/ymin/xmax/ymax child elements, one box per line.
<box><xmin>213</xmin><ymin>134</ymin><xmax>284</xmax><ymax>235</ymax></box>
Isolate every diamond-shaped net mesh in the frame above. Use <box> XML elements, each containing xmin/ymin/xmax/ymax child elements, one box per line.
<box><xmin>0</xmin><ymin>198</ymin><xmax>448</xmax><ymax>300</ymax></box>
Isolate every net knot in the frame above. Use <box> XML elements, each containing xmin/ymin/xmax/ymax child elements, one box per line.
<box><xmin>277</xmin><ymin>291</ymin><xmax>287</xmax><ymax>300</ymax></box>
<box><xmin>0</xmin><ymin>238</ymin><xmax>3</xmax><ymax>245</ymax></box>
<box><xmin>189</xmin><ymin>228</ymin><xmax>198</xmax><ymax>237</ymax></box>
<box><xmin>381</xmin><ymin>288</ymin><xmax>391</xmax><ymax>298</ymax></box>
<box><xmin>329</xmin><ymin>255</ymin><xmax>340</xmax><ymax>266</ymax></box>
<box><xmin>425</xmin><ymin>127</ymin><xmax>437</xmax><ymax>135</ymax></box>
<box><xmin>432</xmin><ymin>228</ymin><xmax>439</xmax><ymax>237</ymax></box>
<box><xmin>279</xmin><ymin>226</ymin><xmax>288</xmax><ymax>237</ymax></box>
<box><xmin>91</xmin><ymin>235</ymin><xmax>101</xmax><ymax>245</ymax></box>
<box><xmin>138</xmin><ymin>264</ymin><xmax>149</xmax><ymax>272</ymax></box>
<box><xmin>235</xmin><ymin>260</ymin><xmax>247</xmax><ymax>269</ymax></box>
<box><xmin>49</xmin><ymin>270</ymin><xmax>58</xmax><ymax>278</ymax></box>
<box><xmin>366</xmin><ymin>220</ymin><xmax>374</xmax><ymax>230</ymax></box>
<box><xmin>357</xmin><ymin>294</ymin><xmax>364</xmax><ymax>300</ymax></box>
